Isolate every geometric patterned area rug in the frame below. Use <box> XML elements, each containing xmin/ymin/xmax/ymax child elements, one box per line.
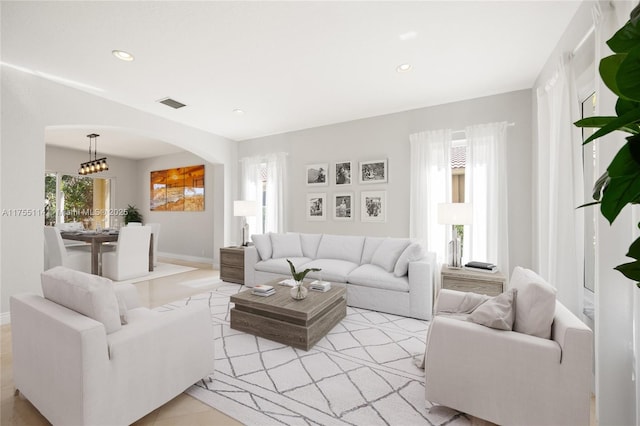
<box><xmin>158</xmin><ymin>283</ymin><xmax>469</xmax><ymax>426</ymax></box>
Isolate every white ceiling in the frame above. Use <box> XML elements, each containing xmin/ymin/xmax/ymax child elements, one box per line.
<box><xmin>2</xmin><ymin>1</ymin><xmax>582</xmax><ymax>158</ymax></box>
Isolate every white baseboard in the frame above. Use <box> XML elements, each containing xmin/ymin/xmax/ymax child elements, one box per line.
<box><xmin>1</xmin><ymin>311</ymin><xmax>11</xmax><ymax>325</ymax></box>
<box><xmin>158</xmin><ymin>251</ymin><xmax>216</xmax><ymax>267</ymax></box>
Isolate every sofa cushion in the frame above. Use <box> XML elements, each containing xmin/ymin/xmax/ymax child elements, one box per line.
<box><xmin>468</xmin><ymin>288</ymin><xmax>517</xmax><ymax>331</ymax></box>
<box><xmin>270</xmin><ymin>233</ymin><xmax>303</xmax><ymax>258</ymax></box>
<box><xmin>510</xmin><ymin>267</ymin><xmax>557</xmax><ymax>339</ymax></box>
<box><xmin>316</xmin><ymin>234</ymin><xmax>365</xmax><ymax>264</ymax></box>
<box><xmin>301</xmin><ymin>259</ymin><xmax>359</xmax><ymax>283</ymax></box>
<box><xmin>361</xmin><ymin>237</ymin><xmax>385</xmax><ymax>264</ymax></box>
<box><xmin>251</xmin><ymin>233</ymin><xmax>272</xmax><ymax>260</ymax></box>
<box><xmin>348</xmin><ymin>264</ymin><xmax>410</xmax><ymax>292</ymax></box>
<box><xmin>41</xmin><ymin>266</ymin><xmax>122</xmax><ymax>334</ymax></box>
<box><xmin>300</xmin><ymin>233</ymin><xmax>322</xmax><ymax>258</ymax></box>
<box><xmin>393</xmin><ymin>242</ymin><xmax>426</xmax><ymax>277</ymax></box>
<box><xmin>371</xmin><ymin>238</ymin><xmax>411</xmax><ymax>273</ymax></box>
<box><xmin>255</xmin><ymin>257</ymin><xmax>312</xmax><ymax>275</ymax></box>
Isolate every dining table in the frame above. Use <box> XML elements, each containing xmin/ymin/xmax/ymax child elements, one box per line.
<box><xmin>60</xmin><ymin>230</ymin><xmax>153</xmax><ymax>276</ymax></box>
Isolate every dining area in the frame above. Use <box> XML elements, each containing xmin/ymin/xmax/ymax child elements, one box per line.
<box><xmin>44</xmin><ymin>222</ymin><xmax>160</xmax><ymax>281</ymax></box>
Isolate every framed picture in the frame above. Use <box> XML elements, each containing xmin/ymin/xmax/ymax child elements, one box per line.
<box><xmin>359</xmin><ymin>159</ymin><xmax>388</xmax><ymax>184</ymax></box>
<box><xmin>334</xmin><ymin>161</ymin><xmax>352</xmax><ymax>185</ymax></box>
<box><xmin>306</xmin><ymin>193</ymin><xmax>327</xmax><ymax>221</ymax></box>
<box><xmin>150</xmin><ymin>165</ymin><xmax>205</xmax><ymax>211</ymax></box>
<box><xmin>306</xmin><ymin>163</ymin><xmax>328</xmax><ymax>186</ymax></box>
<box><xmin>333</xmin><ymin>192</ymin><xmax>354</xmax><ymax>221</ymax></box>
<box><xmin>361</xmin><ymin>191</ymin><xmax>386</xmax><ymax>222</ymax></box>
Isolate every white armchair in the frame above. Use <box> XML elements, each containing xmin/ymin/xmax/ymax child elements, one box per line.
<box><xmin>102</xmin><ymin>225</ymin><xmax>151</xmax><ymax>281</ymax></box>
<box><xmin>10</xmin><ymin>267</ymin><xmax>215</xmax><ymax>426</ymax></box>
<box><xmin>425</xmin><ymin>276</ymin><xmax>593</xmax><ymax>426</ymax></box>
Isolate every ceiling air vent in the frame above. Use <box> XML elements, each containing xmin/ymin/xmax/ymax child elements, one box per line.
<box><xmin>157</xmin><ymin>97</ymin><xmax>186</xmax><ymax>109</ymax></box>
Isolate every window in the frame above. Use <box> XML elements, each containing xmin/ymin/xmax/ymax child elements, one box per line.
<box><xmin>451</xmin><ymin>139</ymin><xmax>467</xmax><ymax>245</ymax></box>
<box><xmin>581</xmin><ymin>92</ymin><xmax>597</xmax><ymax>293</ymax></box>
<box><xmin>44</xmin><ymin>172</ymin><xmax>113</xmax><ymax>229</ymax></box>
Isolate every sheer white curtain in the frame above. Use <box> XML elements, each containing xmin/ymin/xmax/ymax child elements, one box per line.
<box><xmin>535</xmin><ymin>60</ymin><xmax>584</xmax><ymax>316</ymax></box>
<box><xmin>264</xmin><ymin>152</ymin><xmax>287</xmax><ymax>233</ymax></box>
<box><xmin>465</xmin><ymin>122</ymin><xmax>510</xmax><ymax>276</ymax></box>
<box><xmin>240</xmin><ymin>153</ymin><xmax>287</xmax><ymax>236</ymax></box>
<box><xmin>409</xmin><ymin>129</ymin><xmax>452</xmax><ymax>265</ymax></box>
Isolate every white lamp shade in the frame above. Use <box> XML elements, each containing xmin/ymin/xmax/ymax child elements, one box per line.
<box><xmin>437</xmin><ymin>203</ymin><xmax>473</xmax><ymax>225</ymax></box>
<box><xmin>234</xmin><ymin>200</ymin><xmax>257</xmax><ymax>217</ymax></box>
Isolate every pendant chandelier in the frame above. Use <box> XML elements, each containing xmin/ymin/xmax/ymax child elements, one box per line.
<box><xmin>78</xmin><ymin>133</ymin><xmax>109</xmax><ymax>175</ymax></box>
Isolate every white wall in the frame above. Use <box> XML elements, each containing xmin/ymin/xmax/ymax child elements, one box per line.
<box><xmin>138</xmin><ymin>152</ymin><xmax>223</xmax><ymax>264</ymax></box>
<box><xmin>0</xmin><ymin>66</ymin><xmax>237</xmax><ymax>317</ymax></box>
<box><xmin>238</xmin><ymin>89</ymin><xmax>533</xmax><ymax>275</ymax></box>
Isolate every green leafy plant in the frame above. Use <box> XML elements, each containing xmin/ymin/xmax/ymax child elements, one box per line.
<box><xmin>574</xmin><ymin>3</ymin><xmax>640</xmax><ymax>288</ymax></box>
<box><xmin>287</xmin><ymin>259</ymin><xmax>321</xmax><ymax>299</ymax></box>
<box><xmin>286</xmin><ymin>259</ymin><xmax>321</xmax><ymax>282</ymax></box>
<box><xmin>124</xmin><ymin>204</ymin><xmax>143</xmax><ymax>225</ymax></box>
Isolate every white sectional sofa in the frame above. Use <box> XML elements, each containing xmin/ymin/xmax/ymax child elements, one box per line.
<box><xmin>244</xmin><ymin>232</ymin><xmax>436</xmax><ymax>320</ymax></box>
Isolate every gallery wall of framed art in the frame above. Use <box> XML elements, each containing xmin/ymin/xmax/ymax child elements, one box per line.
<box><xmin>305</xmin><ymin>159</ymin><xmax>387</xmax><ymax>223</ymax></box>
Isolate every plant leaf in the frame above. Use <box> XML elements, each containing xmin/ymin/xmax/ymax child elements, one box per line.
<box><xmin>614</xmin><ymin>259</ymin><xmax>640</xmax><ymax>281</ymax></box>
<box><xmin>577</xmin><ymin>201</ymin><xmax>601</xmax><ymax>209</ymax></box>
<box><xmin>616</xmin><ymin>98</ymin><xmax>640</xmax><ymax>117</ymax></box>
<box><xmin>574</xmin><ymin>116</ymin><xmax>640</xmax><ymax>135</ymax></box>
<box><xmin>601</xmin><ymin>144</ymin><xmax>640</xmax><ymax>223</ymax></box>
<box><xmin>600</xmin><ymin>54</ymin><xmax>627</xmax><ymax>98</ymax></box>
<box><xmin>625</xmin><ymin>235</ymin><xmax>640</xmax><ymax>260</ymax></box>
<box><xmin>592</xmin><ymin>171</ymin><xmax>610</xmax><ymax>201</ymax></box>
<box><xmin>607</xmin><ymin>19</ymin><xmax>640</xmax><ymax>53</ymax></box>
<box><xmin>617</xmin><ymin>46</ymin><xmax>640</xmax><ymax>102</ymax></box>
<box><xmin>583</xmin><ymin>106</ymin><xmax>640</xmax><ymax>144</ymax></box>
<box><xmin>286</xmin><ymin>259</ymin><xmax>301</xmax><ymax>281</ymax></box>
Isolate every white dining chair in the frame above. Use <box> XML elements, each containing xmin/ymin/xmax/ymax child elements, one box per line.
<box><xmin>43</xmin><ymin>226</ymin><xmax>91</xmax><ymax>273</ymax></box>
<box><xmin>146</xmin><ymin>223</ymin><xmax>161</xmax><ymax>267</ymax></box>
<box><xmin>102</xmin><ymin>226</ymin><xmax>152</xmax><ymax>281</ymax></box>
<box><xmin>126</xmin><ymin>222</ymin><xmax>142</xmax><ymax>227</ymax></box>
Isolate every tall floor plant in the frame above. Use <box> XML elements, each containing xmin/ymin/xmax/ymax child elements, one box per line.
<box><xmin>574</xmin><ymin>3</ymin><xmax>640</xmax><ymax>288</ymax></box>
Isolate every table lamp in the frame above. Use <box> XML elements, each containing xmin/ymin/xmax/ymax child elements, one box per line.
<box><xmin>234</xmin><ymin>200</ymin><xmax>258</xmax><ymax>246</ymax></box>
<box><xmin>437</xmin><ymin>203</ymin><xmax>473</xmax><ymax>268</ymax></box>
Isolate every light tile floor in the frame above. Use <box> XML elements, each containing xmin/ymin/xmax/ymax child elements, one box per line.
<box><xmin>0</xmin><ymin>258</ymin><xmax>242</xmax><ymax>426</ymax></box>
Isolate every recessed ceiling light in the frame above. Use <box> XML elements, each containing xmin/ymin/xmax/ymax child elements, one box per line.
<box><xmin>112</xmin><ymin>50</ymin><xmax>134</xmax><ymax>62</ymax></box>
<box><xmin>396</xmin><ymin>63</ymin><xmax>412</xmax><ymax>72</ymax></box>
<box><xmin>233</xmin><ymin>109</ymin><xmax>245</xmax><ymax>115</ymax></box>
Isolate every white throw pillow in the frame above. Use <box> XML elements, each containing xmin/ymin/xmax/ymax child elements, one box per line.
<box><xmin>300</xmin><ymin>233</ymin><xmax>322</xmax><ymax>258</ymax></box>
<box><xmin>251</xmin><ymin>233</ymin><xmax>272</xmax><ymax>260</ymax></box>
<box><xmin>468</xmin><ymin>288</ymin><xmax>517</xmax><ymax>331</ymax></box>
<box><xmin>270</xmin><ymin>233</ymin><xmax>303</xmax><ymax>258</ymax></box>
<box><xmin>41</xmin><ymin>266</ymin><xmax>122</xmax><ymax>334</ymax></box>
<box><xmin>393</xmin><ymin>242</ymin><xmax>426</xmax><ymax>277</ymax></box>
<box><xmin>510</xmin><ymin>267</ymin><xmax>557</xmax><ymax>339</ymax></box>
<box><xmin>371</xmin><ymin>238</ymin><xmax>411</xmax><ymax>273</ymax></box>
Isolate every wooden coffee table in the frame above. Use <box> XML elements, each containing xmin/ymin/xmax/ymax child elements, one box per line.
<box><xmin>230</xmin><ymin>278</ymin><xmax>346</xmax><ymax>350</ymax></box>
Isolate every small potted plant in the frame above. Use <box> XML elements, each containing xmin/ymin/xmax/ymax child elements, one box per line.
<box><xmin>124</xmin><ymin>204</ymin><xmax>143</xmax><ymax>225</ymax></box>
<box><xmin>287</xmin><ymin>259</ymin><xmax>321</xmax><ymax>300</ymax></box>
